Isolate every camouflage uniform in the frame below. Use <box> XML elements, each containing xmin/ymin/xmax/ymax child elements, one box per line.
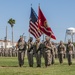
<box><xmin>27</xmin><ymin>37</ymin><xmax>34</xmax><ymax>67</ymax></box>
<box><xmin>34</xmin><ymin>38</ymin><xmax>42</xmax><ymax>67</ymax></box>
<box><xmin>44</xmin><ymin>40</ymin><xmax>52</xmax><ymax>67</ymax></box>
<box><xmin>51</xmin><ymin>42</ymin><xmax>57</xmax><ymax>64</ymax></box>
<box><xmin>55</xmin><ymin>46</ymin><xmax>58</xmax><ymax>58</ymax></box>
<box><xmin>40</xmin><ymin>40</ymin><xmax>45</xmax><ymax>58</ymax></box>
<box><xmin>17</xmin><ymin>36</ymin><xmax>26</xmax><ymax>67</ymax></box>
<box><xmin>58</xmin><ymin>41</ymin><xmax>66</xmax><ymax>64</ymax></box>
<box><xmin>66</xmin><ymin>41</ymin><xmax>74</xmax><ymax>65</ymax></box>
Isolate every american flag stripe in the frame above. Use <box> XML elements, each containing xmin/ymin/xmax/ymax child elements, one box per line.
<box><xmin>35</xmin><ymin>22</ymin><xmax>43</xmax><ymax>35</ymax></box>
<box><xmin>29</xmin><ymin>23</ymin><xmax>39</xmax><ymax>37</ymax></box>
<box><xmin>29</xmin><ymin>29</ymin><xmax>37</xmax><ymax>38</ymax></box>
<box><xmin>29</xmin><ymin>21</ymin><xmax>42</xmax><ymax>38</ymax></box>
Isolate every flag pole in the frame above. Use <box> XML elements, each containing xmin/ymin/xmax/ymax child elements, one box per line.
<box><xmin>39</xmin><ymin>3</ymin><xmax>40</xmax><ymax>6</ymax></box>
<box><xmin>29</xmin><ymin>4</ymin><xmax>32</xmax><ymax>39</ymax></box>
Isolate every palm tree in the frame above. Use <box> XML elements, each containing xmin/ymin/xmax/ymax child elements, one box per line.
<box><xmin>8</xmin><ymin>18</ymin><xmax>15</xmax><ymax>46</ymax></box>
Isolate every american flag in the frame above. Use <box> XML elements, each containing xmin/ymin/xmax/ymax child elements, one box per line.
<box><xmin>29</xmin><ymin>7</ymin><xmax>43</xmax><ymax>38</ymax></box>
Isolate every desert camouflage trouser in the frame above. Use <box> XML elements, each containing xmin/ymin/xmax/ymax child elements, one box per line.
<box><xmin>44</xmin><ymin>50</ymin><xmax>52</xmax><ymax>67</ymax></box>
<box><xmin>51</xmin><ymin>54</ymin><xmax>55</xmax><ymax>64</ymax></box>
<box><xmin>27</xmin><ymin>50</ymin><xmax>33</xmax><ymax>67</ymax></box>
<box><xmin>18</xmin><ymin>50</ymin><xmax>25</xmax><ymax>67</ymax></box>
<box><xmin>67</xmin><ymin>53</ymin><xmax>72</xmax><ymax>65</ymax></box>
<box><xmin>36</xmin><ymin>51</ymin><xmax>41</xmax><ymax>67</ymax></box>
<box><xmin>58</xmin><ymin>53</ymin><xmax>63</xmax><ymax>64</ymax></box>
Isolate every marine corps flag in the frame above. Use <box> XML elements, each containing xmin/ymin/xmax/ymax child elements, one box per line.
<box><xmin>38</xmin><ymin>7</ymin><xmax>56</xmax><ymax>40</ymax></box>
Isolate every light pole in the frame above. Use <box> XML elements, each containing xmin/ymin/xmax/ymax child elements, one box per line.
<box><xmin>4</xmin><ymin>37</ymin><xmax>7</xmax><ymax>50</ymax></box>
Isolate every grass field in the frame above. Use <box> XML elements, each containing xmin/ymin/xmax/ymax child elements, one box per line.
<box><xmin>0</xmin><ymin>57</ymin><xmax>75</xmax><ymax>75</ymax></box>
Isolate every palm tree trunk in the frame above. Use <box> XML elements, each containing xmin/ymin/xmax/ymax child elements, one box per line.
<box><xmin>12</xmin><ymin>27</ymin><xmax>13</xmax><ymax>46</ymax></box>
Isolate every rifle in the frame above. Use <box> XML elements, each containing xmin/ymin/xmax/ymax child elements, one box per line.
<box><xmin>36</xmin><ymin>44</ymin><xmax>42</xmax><ymax>53</ymax></box>
<box><xmin>28</xmin><ymin>46</ymin><xmax>33</xmax><ymax>52</ymax></box>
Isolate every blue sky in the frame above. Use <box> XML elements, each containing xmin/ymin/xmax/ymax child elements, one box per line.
<box><xmin>0</xmin><ymin>0</ymin><xmax>75</xmax><ymax>42</ymax></box>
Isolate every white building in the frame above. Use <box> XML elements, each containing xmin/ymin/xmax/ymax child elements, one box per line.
<box><xmin>0</xmin><ymin>40</ymin><xmax>17</xmax><ymax>48</ymax></box>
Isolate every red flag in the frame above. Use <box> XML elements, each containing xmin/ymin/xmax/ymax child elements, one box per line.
<box><xmin>38</xmin><ymin>7</ymin><xmax>56</xmax><ymax>40</ymax></box>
